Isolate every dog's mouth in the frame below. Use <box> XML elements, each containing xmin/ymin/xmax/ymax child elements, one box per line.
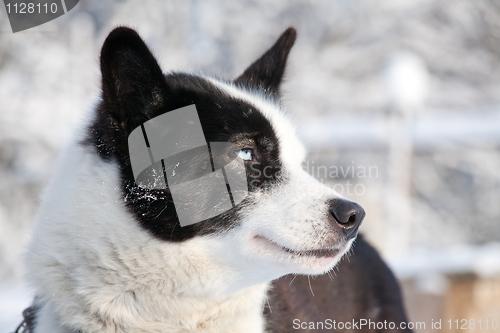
<box><xmin>253</xmin><ymin>235</ymin><xmax>340</xmax><ymax>258</ymax></box>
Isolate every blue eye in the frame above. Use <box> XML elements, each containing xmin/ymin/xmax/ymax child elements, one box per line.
<box><xmin>234</xmin><ymin>148</ymin><xmax>253</xmax><ymax>161</ymax></box>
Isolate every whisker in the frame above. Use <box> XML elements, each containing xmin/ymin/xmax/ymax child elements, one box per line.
<box><xmin>266</xmin><ymin>297</ymin><xmax>272</xmax><ymax>313</ymax></box>
<box><xmin>155</xmin><ymin>204</ymin><xmax>169</xmax><ymax>219</ymax></box>
<box><xmin>308</xmin><ymin>275</ymin><xmax>315</xmax><ymax>297</ymax></box>
<box><xmin>289</xmin><ymin>274</ymin><xmax>298</xmax><ymax>286</ymax></box>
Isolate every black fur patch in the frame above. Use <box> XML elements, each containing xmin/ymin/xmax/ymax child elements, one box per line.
<box><xmin>234</xmin><ymin>27</ymin><xmax>296</xmax><ymax>98</ymax></box>
<box><xmin>234</xmin><ymin>28</ymin><xmax>297</xmax><ymax>98</ymax></box>
<box><xmin>84</xmin><ymin>27</ymin><xmax>295</xmax><ymax>241</ymax></box>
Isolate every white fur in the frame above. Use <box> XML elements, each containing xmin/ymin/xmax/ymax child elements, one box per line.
<box><xmin>25</xmin><ymin>80</ymin><xmax>351</xmax><ymax>332</ymax></box>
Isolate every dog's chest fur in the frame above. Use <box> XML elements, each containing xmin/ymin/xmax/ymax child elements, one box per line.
<box><xmin>26</xmin><ymin>144</ymin><xmax>269</xmax><ymax>333</ymax></box>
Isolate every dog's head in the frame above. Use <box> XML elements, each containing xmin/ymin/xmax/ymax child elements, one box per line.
<box><xmin>89</xmin><ymin>27</ymin><xmax>365</xmax><ymax>290</ymax></box>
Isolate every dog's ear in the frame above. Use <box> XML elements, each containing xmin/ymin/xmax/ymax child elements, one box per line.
<box><xmin>100</xmin><ymin>27</ymin><xmax>169</xmax><ymax>128</ymax></box>
<box><xmin>234</xmin><ymin>27</ymin><xmax>296</xmax><ymax>98</ymax></box>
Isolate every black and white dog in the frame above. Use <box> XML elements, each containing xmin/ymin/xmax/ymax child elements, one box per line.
<box><xmin>19</xmin><ymin>27</ymin><xmax>410</xmax><ymax>332</ymax></box>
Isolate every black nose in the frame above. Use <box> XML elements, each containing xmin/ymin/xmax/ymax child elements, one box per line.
<box><xmin>329</xmin><ymin>199</ymin><xmax>365</xmax><ymax>239</ymax></box>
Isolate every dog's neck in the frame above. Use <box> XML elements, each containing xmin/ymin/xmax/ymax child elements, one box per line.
<box><xmin>25</xmin><ymin>146</ymin><xmax>269</xmax><ymax>333</ymax></box>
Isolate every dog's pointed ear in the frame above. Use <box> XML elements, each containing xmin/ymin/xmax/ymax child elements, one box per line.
<box><xmin>234</xmin><ymin>27</ymin><xmax>296</xmax><ymax>98</ymax></box>
<box><xmin>100</xmin><ymin>27</ymin><xmax>168</xmax><ymax>126</ymax></box>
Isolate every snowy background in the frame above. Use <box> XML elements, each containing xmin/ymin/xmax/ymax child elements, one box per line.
<box><xmin>1</xmin><ymin>0</ymin><xmax>500</xmax><ymax>331</ymax></box>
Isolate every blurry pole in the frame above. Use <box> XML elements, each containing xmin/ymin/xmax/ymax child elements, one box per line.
<box><xmin>383</xmin><ymin>52</ymin><xmax>428</xmax><ymax>256</ymax></box>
